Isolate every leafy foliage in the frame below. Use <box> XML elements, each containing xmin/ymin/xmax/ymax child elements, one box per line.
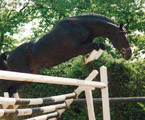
<box><xmin>0</xmin><ymin>0</ymin><xmax>145</xmax><ymax>119</ymax></box>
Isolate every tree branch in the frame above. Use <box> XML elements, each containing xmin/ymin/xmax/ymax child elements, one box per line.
<box><xmin>0</xmin><ymin>0</ymin><xmax>4</xmax><ymax>8</ymax></box>
<box><xmin>19</xmin><ymin>2</ymin><xmax>30</xmax><ymax>13</ymax></box>
<box><xmin>33</xmin><ymin>1</ymin><xmax>45</xmax><ymax>8</ymax></box>
<box><xmin>0</xmin><ymin>43</ymin><xmax>8</xmax><ymax>46</ymax></box>
<box><xmin>0</xmin><ymin>33</ymin><xmax>4</xmax><ymax>43</ymax></box>
<box><xmin>7</xmin><ymin>8</ymin><xmax>15</xmax><ymax>18</ymax></box>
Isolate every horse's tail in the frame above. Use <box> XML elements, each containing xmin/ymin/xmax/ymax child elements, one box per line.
<box><xmin>0</xmin><ymin>51</ymin><xmax>9</xmax><ymax>59</ymax></box>
<box><xmin>0</xmin><ymin>51</ymin><xmax>10</xmax><ymax>70</ymax></box>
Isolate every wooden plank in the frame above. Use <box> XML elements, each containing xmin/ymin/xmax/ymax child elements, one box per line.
<box><xmin>0</xmin><ymin>70</ymin><xmax>106</xmax><ymax>88</ymax></box>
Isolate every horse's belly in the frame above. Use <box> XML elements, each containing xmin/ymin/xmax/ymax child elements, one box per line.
<box><xmin>28</xmin><ymin>46</ymin><xmax>72</xmax><ymax>72</ymax></box>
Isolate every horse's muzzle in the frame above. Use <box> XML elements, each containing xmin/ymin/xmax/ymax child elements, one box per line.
<box><xmin>121</xmin><ymin>47</ymin><xmax>132</xmax><ymax>60</ymax></box>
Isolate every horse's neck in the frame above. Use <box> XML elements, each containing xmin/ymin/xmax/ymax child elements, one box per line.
<box><xmin>86</xmin><ymin>19</ymin><xmax>119</xmax><ymax>40</ymax></box>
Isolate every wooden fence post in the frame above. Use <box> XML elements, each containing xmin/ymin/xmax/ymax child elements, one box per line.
<box><xmin>100</xmin><ymin>66</ymin><xmax>111</xmax><ymax>120</ymax></box>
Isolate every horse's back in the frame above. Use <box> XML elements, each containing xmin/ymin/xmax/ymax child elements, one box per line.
<box><xmin>7</xmin><ymin>16</ymin><xmax>91</xmax><ymax>73</ymax></box>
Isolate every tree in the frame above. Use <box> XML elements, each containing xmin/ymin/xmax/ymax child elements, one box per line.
<box><xmin>0</xmin><ymin>0</ymin><xmax>39</xmax><ymax>52</ymax></box>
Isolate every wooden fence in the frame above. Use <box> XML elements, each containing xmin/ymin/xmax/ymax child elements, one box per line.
<box><xmin>0</xmin><ymin>65</ymin><xmax>110</xmax><ymax>120</ymax></box>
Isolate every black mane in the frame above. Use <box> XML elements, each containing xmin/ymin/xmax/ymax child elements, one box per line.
<box><xmin>74</xmin><ymin>13</ymin><xmax>118</xmax><ymax>25</ymax></box>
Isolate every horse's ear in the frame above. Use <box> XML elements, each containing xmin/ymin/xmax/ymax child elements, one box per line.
<box><xmin>124</xmin><ymin>24</ymin><xmax>127</xmax><ymax>28</ymax></box>
<box><xmin>120</xmin><ymin>23</ymin><xmax>123</xmax><ymax>30</ymax></box>
<box><xmin>3</xmin><ymin>51</ymin><xmax>9</xmax><ymax>55</ymax></box>
<box><xmin>124</xmin><ymin>23</ymin><xmax>128</xmax><ymax>30</ymax></box>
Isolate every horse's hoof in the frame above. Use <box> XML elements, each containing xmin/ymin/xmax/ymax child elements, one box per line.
<box><xmin>99</xmin><ymin>43</ymin><xmax>106</xmax><ymax>50</ymax></box>
<box><xmin>93</xmin><ymin>44</ymin><xmax>99</xmax><ymax>51</ymax></box>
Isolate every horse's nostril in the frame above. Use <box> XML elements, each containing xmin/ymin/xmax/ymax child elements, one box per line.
<box><xmin>121</xmin><ymin>47</ymin><xmax>132</xmax><ymax>60</ymax></box>
<box><xmin>121</xmin><ymin>48</ymin><xmax>126</xmax><ymax>54</ymax></box>
<box><xmin>124</xmin><ymin>48</ymin><xmax>132</xmax><ymax>60</ymax></box>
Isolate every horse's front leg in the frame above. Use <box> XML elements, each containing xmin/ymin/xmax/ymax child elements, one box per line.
<box><xmin>73</xmin><ymin>43</ymin><xmax>106</xmax><ymax>56</ymax></box>
<box><xmin>72</xmin><ymin>43</ymin><xmax>106</xmax><ymax>64</ymax></box>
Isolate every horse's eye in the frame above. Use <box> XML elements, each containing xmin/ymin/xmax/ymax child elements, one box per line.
<box><xmin>120</xmin><ymin>31</ymin><xmax>126</xmax><ymax>35</ymax></box>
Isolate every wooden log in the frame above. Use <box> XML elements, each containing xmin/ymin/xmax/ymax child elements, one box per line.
<box><xmin>0</xmin><ymin>70</ymin><xmax>106</xmax><ymax>88</ymax></box>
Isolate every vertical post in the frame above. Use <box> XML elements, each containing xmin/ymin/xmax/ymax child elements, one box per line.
<box><xmin>13</xmin><ymin>92</ymin><xmax>20</xmax><ymax>109</ymax></box>
<box><xmin>100</xmin><ymin>66</ymin><xmax>110</xmax><ymax>120</ymax></box>
<box><xmin>82</xmin><ymin>49</ymin><xmax>104</xmax><ymax>65</ymax></box>
<box><xmin>85</xmin><ymin>88</ymin><xmax>96</xmax><ymax>120</ymax></box>
<box><xmin>2</xmin><ymin>92</ymin><xmax>9</xmax><ymax>109</ymax></box>
<box><xmin>58</xmin><ymin>70</ymin><xmax>98</xmax><ymax>118</ymax></box>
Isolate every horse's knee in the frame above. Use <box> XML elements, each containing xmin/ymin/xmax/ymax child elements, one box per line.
<box><xmin>93</xmin><ymin>43</ymin><xmax>106</xmax><ymax>51</ymax></box>
<box><xmin>98</xmin><ymin>43</ymin><xmax>106</xmax><ymax>50</ymax></box>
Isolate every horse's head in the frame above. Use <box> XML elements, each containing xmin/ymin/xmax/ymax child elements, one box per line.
<box><xmin>0</xmin><ymin>51</ymin><xmax>9</xmax><ymax>70</ymax></box>
<box><xmin>111</xmin><ymin>23</ymin><xmax>132</xmax><ymax>60</ymax></box>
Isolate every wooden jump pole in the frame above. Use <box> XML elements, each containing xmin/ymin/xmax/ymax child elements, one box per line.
<box><xmin>100</xmin><ymin>66</ymin><xmax>110</xmax><ymax>120</ymax></box>
<box><xmin>0</xmin><ymin>103</ymin><xmax>66</xmax><ymax>117</ymax></box>
<box><xmin>0</xmin><ymin>92</ymin><xmax>76</xmax><ymax>106</ymax></box>
<box><xmin>82</xmin><ymin>49</ymin><xmax>104</xmax><ymax>64</ymax></box>
<box><xmin>85</xmin><ymin>87</ymin><xmax>96</xmax><ymax>120</ymax></box>
<box><xmin>73</xmin><ymin>97</ymin><xmax>145</xmax><ymax>104</ymax></box>
<box><xmin>25</xmin><ymin>112</ymin><xmax>59</xmax><ymax>120</ymax></box>
<box><xmin>0</xmin><ymin>70</ymin><xmax>106</xmax><ymax>89</ymax></box>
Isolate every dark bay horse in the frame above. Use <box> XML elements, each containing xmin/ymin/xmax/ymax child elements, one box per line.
<box><xmin>0</xmin><ymin>14</ymin><xmax>132</xmax><ymax>96</ymax></box>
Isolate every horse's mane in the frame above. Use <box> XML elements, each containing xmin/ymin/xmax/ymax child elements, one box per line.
<box><xmin>74</xmin><ymin>13</ymin><xmax>118</xmax><ymax>25</ymax></box>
